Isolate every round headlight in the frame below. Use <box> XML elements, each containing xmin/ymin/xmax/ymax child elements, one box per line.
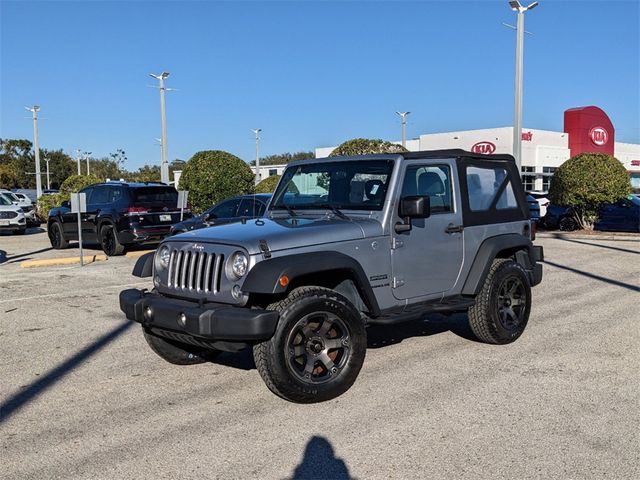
<box><xmin>157</xmin><ymin>246</ymin><xmax>171</xmax><ymax>269</ymax></box>
<box><xmin>230</xmin><ymin>251</ymin><xmax>248</xmax><ymax>279</ymax></box>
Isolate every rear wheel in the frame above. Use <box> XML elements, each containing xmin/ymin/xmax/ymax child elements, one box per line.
<box><xmin>143</xmin><ymin>329</ymin><xmax>219</xmax><ymax>365</ymax></box>
<box><xmin>468</xmin><ymin>259</ymin><xmax>531</xmax><ymax>344</ymax></box>
<box><xmin>100</xmin><ymin>224</ymin><xmax>125</xmax><ymax>256</ymax></box>
<box><xmin>48</xmin><ymin>221</ymin><xmax>69</xmax><ymax>249</ymax></box>
<box><xmin>253</xmin><ymin>286</ymin><xmax>366</xmax><ymax>403</ymax></box>
<box><xmin>559</xmin><ymin>216</ymin><xmax>578</xmax><ymax>231</ymax></box>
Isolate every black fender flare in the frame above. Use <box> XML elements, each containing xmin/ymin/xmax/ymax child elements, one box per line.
<box><xmin>132</xmin><ymin>252</ymin><xmax>154</xmax><ymax>278</ymax></box>
<box><xmin>462</xmin><ymin>234</ymin><xmax>535</xmax><ymax>295</ymax></box>
<box><xmin>242</xmin><ymin>251</ymin><xmax>381</xmax><ymax>317</ymax></box>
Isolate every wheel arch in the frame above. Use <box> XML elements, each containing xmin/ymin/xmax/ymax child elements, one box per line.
<box><xmin>243</xmin><ymin>252</ymin><xmax>381</xmax><ymax>317</ymax></box>
<box><xmin>462</xmin><ymin>234</ymin><xmax>535</xmax><ymax>295</ymax></box>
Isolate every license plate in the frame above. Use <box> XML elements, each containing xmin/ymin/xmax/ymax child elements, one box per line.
<box><xmin>159</xmin><ymin>214</ymin><xmax>172</xmax><ymax>222</ymax></box>
<box><xmin>0</xmin><ymin>220</ymin><xmax>9</xmax><ymax>226</ymax></box>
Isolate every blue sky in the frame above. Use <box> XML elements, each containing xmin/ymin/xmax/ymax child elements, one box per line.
<box><xmin>1</xmin><ymin>0</ymin><xmax>638</xmax><ymax>170</ymax></box>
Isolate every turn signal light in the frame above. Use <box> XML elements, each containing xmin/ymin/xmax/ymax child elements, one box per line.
<box><xmin>279</xmin><ymin>275</ymin><xmax>289</xmax><ymax>287</ymax></box>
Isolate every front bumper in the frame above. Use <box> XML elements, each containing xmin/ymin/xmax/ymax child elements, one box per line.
<box><xmin>119</xmin><ymin>289</ymin><xmax>279</xmax><ymax>341</ymax></box>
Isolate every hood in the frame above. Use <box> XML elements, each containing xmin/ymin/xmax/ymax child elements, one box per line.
<box><xmin>169</xmin><ymin>215</ymin><xmax>384</xmax><ymax>255</ymax></box>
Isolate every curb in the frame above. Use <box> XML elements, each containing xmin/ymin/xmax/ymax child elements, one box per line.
<box><xmin>537</xmin><ymin>232</ymin><xmax>640</xmax><ymax>242</ymax></box>
<box><xmin>125</xmin><ymin>249</ymin><xmax>155</xmax><ymax>258</ymax></box>
<box><xmin>21</xmin><ymin>254</ymin><xmax>108</xmax><ymax>268</ymax></box>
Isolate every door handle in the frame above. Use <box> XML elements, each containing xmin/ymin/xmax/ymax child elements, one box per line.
<box><xmin>445</xmin><ymin>224</ymin><xmax>464</xmax><ymax>234</ymax></box>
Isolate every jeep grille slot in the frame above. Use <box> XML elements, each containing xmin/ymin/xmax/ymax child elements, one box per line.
<box><xmin>167</xmin><ymin>248</ymin><xmax>224</xmax><ymax>294</ymax></box>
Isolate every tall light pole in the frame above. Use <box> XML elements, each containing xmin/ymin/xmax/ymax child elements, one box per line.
<box><xmin>395</xmin><ymin>111</ymin><xmax>411</xmax><ymax>148</ymax></box>
<box><xmin>508</xmin><ymin>0</ymin><xmax>539</xmax><ymax>172</ymax></box>
<box><xmin>44</xmin><ymin>154</ymin><xmax>50</xmax><ymax>190</ymax></box>
<box><xmin>150</xmin><ymin>72</ymin><xmax>171</xmax><ymax>184</ymax></box>
<box><xmin>251</xmin><ymin>128</ymin><xmax>262</xmax><ymax>184</ymax></box>
<box><xmin>25</xmin><ymin>106</ymin><xmax>42</xmax><ymax>198</ymax></box>
<box><xmin>76</xmin><ymin>148</ymin><xmax>81</xmax><ymax>175</ymax></box>
<box><xmin>84</xmin><ymin>151</ymin><xmax>92</xmax><ymax>176</ymax></box>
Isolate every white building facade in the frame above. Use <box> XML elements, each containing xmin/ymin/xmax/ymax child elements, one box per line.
<box><xmin>315</xmin><ymin>106</ymin><xmax>640</xmax><ymax>191</ymax></box>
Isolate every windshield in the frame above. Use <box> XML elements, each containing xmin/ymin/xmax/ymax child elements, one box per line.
<box><xmin>0</xmin><ymin>194</ymin><xmax>12</xmax><ymax>206</ymax></box>
<box><xmin>271</xmin><ymin>160</ymin><xmax>394</xmax><ymax>211</ymax></box>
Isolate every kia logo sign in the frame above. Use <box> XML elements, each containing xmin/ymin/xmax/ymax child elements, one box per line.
<box><xmin>471</xmin><ymin>141</ymin><xmax>496</xmax><ymax>154</ymax></box>
<box><xmin>589</xmin><ymin>127</ymin><xmax>609</xmax><ymax>146</ymax></box>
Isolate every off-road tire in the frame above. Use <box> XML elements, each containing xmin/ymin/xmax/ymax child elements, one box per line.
<box><xmin>100</xmin><ymin>224</ymin><xmax>125</xmax><ymax>256</ymax></box>
<box><xmin>253</xmin><ymin>286</ymin><xmax>366</xmax><ymax>403</ymax></box>
<box><xmin>49</xmin><ymin>221</ymin><xmax>69</xmax><ymax>249</ymax></box>
<box><xmin>468</xmin><ymin>259</ymin><xmax>531</xmax><ymax>344</ymax></box>
<box><xmin>143</xmin><ymin>328</ymin><xmax>219</xmax><ymax>365</ymax></box>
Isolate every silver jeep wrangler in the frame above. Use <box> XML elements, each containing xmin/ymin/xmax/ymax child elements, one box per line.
<box><xmin>120</xmin><ymin>149</ymin><xmax>543</xmax><ymax>403</ymax></box>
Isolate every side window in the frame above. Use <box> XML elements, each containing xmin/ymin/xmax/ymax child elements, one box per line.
<box><xmin>238</xmin><ymin>198</ymin><xmax>262</xmax><ymax>217</ymax></box>
<box><xmin>109</xmin><ymin>187</ymin><xmax>124</xmax><ymax>204</ymax></box>
<box><xmin>466</xmin><ymin>166</ymin><xmax>517</xmax><ymax>211</ymax></box>
<box><xmin>81</xmin><ymin>187</ymin><xmax>94</xmax><ymax>204</ymax></box>
<box><xmin>257</xmin><ymin>202</ymin><xmax>267</xmax><ymax>216</ymax></box>
<box><xmin>211</xmin><ymin>198</ymin><xmax>240</xmax><ymax>218</ymax></box>
<box><xmin>401</xmin><ymin>165</ymin><xmax>453</xmax><ymax>214</ymax></box>
<box><xmin>89</xmin><ymin>186</ymin><xmax>110</xmax><ymax>205</ymax></box>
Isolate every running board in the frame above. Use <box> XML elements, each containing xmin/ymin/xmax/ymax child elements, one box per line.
<box><xmin>368</xmin><ymin>296</ymin><xmax>476</xmax><ymax>325</ymax></box>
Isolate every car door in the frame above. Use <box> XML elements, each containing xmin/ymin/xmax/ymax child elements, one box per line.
<box><xmin>61</xmin><ymin>186</ymin><xmax>93</xmax><ymax>238</ymax></box>
<box><xmin>84</xmin><ymin>185</ymin><xmax>111</xmax><ymax>241</ymax></box>
<box><xmin>391</xmin><ymin>160</ymin><xmax>464</xmax><ymax>299</ymax></box>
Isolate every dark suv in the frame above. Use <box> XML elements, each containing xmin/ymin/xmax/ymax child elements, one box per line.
<box><xmin>48</xmin><ymin>182</ymin><xmax>190</xmax><ymax>256</ymax></box>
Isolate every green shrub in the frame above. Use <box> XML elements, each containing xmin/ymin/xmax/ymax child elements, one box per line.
<box><xmin>59</xmin><ymin>174</ymin><xmax>100</xmax><ymax>198</ymax></box>
<box><xmin>178</xmin><ymin>150</ymin><xmax>255</xmax><ymax>214</ymax></box>
<box><xmin>255</xmin><ymin>175</ymin><xmax>281</xmax><ymax>193</ymax></box>
<box><xmin>329</xmin><ymin>138</ymin><xmax>408</xmax><ymax>157</ymax></box>
<box><xmin>549</xmin><ymin>153</ymin><xmax>631</xmax><ymax>229</ymax></box>
<box><xmin>36</xmin><ymin>193</ymin><xmax>63</xmax><ymax>220</ymax></box>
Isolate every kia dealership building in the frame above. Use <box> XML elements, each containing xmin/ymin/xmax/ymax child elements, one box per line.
<box><xmin>314</xmin><ymin>106</ymin><xmax>640</xmax><ymax>191</ymax></box>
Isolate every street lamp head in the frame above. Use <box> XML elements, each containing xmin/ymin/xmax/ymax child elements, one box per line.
<box><xmin>160</xmin><ymin>72</ymin><xmax>170</xmax><ymax>79</ymax></box>
<box><xmin>508</xmin><ymin>0</ymin><xmax>522</xmax><ymax>10</ymax></box>
<box><xmin>396</xmin><ymin>111</ymin><xmax>411</xmax><ymax>117</ymax></box>
<box><xmin>526</xmin><ymin>1</ymin><xmax>539</xmax><ymax>10</ymax></box>
<box><xmin>149</xmin><ymin>72</ymin><xmax>170</xmax><ymax>80</ymax></box>
<box><xmin>251</xmin><ymin>128</ymin><xmax>262</xmax><ymax>135</ymax></box>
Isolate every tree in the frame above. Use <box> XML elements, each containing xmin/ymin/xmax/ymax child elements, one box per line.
<box><xmin>255</xmin><ymin>175</ymin><xmax>281</xmax><ymax>193</ymax></box>
<box><xmin>250</xmin><ymin>151</ymin><xmax>314</xmax><ymax>166</ymax></box>
<box><xmin>127</xmin><ymin>165</ymin><xmax>161</xmax><ymax>183</ymax></box>
<box><xmin>36</xmin><ymin>174</ymin><xmax>100</xmax><ymax>220</ymax></box>
<box><xmin>329</xmin><ymin>138</ymin><xmax>407</xmax><ymax>157</ymax></box>
<box><xmin>179</xmin><ymin>150</ymin><xmax>255</xmax><ymax>213</ymax></box>
<box><xmin>89</xmin><ymin>157</ymin><xmax>123</xmax><ymax>181</ymax></box>
<box><xmin>549</xmin><ymin>153</ymin><xmax>631</xmax><ymax>229</ymax></box>
<box><xmin>42</xmin><ymin>149</ymin><xmax>75</xmax><ymax>188</ymax></box>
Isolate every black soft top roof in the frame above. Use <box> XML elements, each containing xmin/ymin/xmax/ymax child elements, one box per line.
<box><xmin>401</xmin><ymin>149</ymin><xmax>516</xmax><ymax>163</ymax></box>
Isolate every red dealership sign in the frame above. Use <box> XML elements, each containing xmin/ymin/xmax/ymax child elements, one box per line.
<box><xmin>589</xmin><ymin>127</ymin><xmax>609</xmax><ymax>146</ymax></box>
<box><xmin>471</xmin><ymin>141</ymin><xmax>496</xmax><ymax>154</ymax></box>
<box><xmin>522</xmin><ymin>131</ymin><xmax>533</xmax><ymax>141</ymax></box>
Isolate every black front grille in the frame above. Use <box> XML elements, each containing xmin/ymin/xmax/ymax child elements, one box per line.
<box><xmin>167</xmin><ymin>249</ymin><xmax>225</xmax><ymax>294</ymax></box>
<box><xmin>0</xmin><ymin>211</ymin><xmax>18</xmax><ymax>219</ymax></box>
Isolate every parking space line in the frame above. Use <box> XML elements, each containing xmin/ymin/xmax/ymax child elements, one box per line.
<box><xmin>0</xmin><ymin>281</ymin><xmax>150</xmax><ymax>304</ymax></box>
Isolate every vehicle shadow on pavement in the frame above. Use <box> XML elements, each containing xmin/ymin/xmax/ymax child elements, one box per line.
<box><xmin>290</xmin><ymin>436</ymin><xmax>351</xmax><ymax>480</ymax></box>
<box><xmin>553</xmin><ymin>234</ymin><xmax>640</xmax><ymax>254</ymax></box>
<box><xmin>0</xmin><ymin>321</ymin><xmax>134</xmax><ymax>424</ymax></box>
<box><xmin>367</xmin><ymin>313</ymin><xmax>477</xmax><ymax>349</ymax></box>
<box><xmin>0</xmin><ymin>246</ymin><xmax>53</xmax><ymax>264</ymax></box>
<box><xmin>543</xmin><ymin>260</ymin><xmax>640</xmax><ymax>292</ymax></box>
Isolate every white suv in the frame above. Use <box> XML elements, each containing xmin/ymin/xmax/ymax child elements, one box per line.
<box><xmin>0</xmin><ymin>190</ymin><xmax>37</xmax><ymax>227</ymax></box>
<box><xmin>0</xmin><ymin>194</ymin><xmax>26</xmax><ymax>234</ymax></box>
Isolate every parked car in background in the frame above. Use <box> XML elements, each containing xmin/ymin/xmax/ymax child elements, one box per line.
<box><xmin>542</xmin><ymin>205</ymin><xmax>579</xmax><ymax>231</ymax></box>
<box><xmin>526</xmin><ymin>190</ymin><xmax>550</xmax><ymax>217</ymax></box>
<box><xmin>48</xmin><ymin>182</ymin><xmax>190</xmax><ymax>256</ymax></box>
<box><xmin>0</xmin><ymin>194</ymin><xmax>26</xmax><ymax>234</ymax></box>
<box><xmin>0</xmin><ymin>189</ymin><xmax>38</xmax><ymax>227</ymax></box>
<box><xmin>170</xmin><ymin>193</ymin><xmax>272</xmax><ymax>235</ymax></box>
<box><xmin>594</xmin><ymin>195</ymin><xmax>640</xmax><ymax>233</ymax></box>
<box><xmin>526</xmin><ymin>194</ymin><xmax>540</xmax><ymax>224</ymax></box>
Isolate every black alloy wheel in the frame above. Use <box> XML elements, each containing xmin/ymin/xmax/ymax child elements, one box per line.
<box><xmin>496</xmin><ymin>276</ymin><xmax>527</xmax><ymax>331</ymax></box>
<box><xmin>49</xmin><ymin>221</ymin><xmax>69</xmax><ymax>249</ymax></box>
<box><xmin>100</xmin><ymin>224</ymin><xmax>125</xmax><ymax>256</ymax></box>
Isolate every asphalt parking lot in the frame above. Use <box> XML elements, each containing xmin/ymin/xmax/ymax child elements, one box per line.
<box><xmin>1</xmin><ymin>229</ymin><xmax>639</xmax><ymax>480</ymax></box>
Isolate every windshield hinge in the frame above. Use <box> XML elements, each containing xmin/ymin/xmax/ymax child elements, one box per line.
<box><xmin>392</xmin><ymin>277</ymin><xmax>405</xmax><ymax>289</ymax></box>
<box><xmin>391</xmin><ymin>238</ymin><xmax>404</xmax><ymax>250</ymax></box>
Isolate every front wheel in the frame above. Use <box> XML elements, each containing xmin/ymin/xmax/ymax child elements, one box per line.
<box><xmin>49</xmin><ymin>221</ymin><xmax>69</xmax><ymax>249</ymax></box>
<box><xmin>253</xmin><ymin>287</ymin><xmax>366</xmax><ymax>403</ymax></box>
<box><xmin>468</xmin><ymin>259</ymin><xmax>532</xmax><ymax>344</ymax></box>
<box><xmin>100</xmin><ymin>224</ymin><xmax>125</xmax><ymax>256</ymax></box>
<box><xmin>559</xmin><ymin>216</ymin><xmax>578</xmax><ymax>232</ymax></box>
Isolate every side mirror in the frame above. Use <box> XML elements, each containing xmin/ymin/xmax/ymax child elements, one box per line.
<box><xmin>395</xmin><ymin>196</ymin><xmax>430</xmax><ymax>233</ymax></box>
<box><xmin>61</xmin><ymin>200</ymin><xmax>70</xmax><ymax>209</ymax></box>
<box><xmin>202</xmin><ymin>213</ymin><xmax>210</xmax><ymax>222</ymax></box>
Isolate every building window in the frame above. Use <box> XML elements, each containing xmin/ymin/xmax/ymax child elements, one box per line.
<box><xmin>542</xmin><ymin>167</ymin><xmax>556</xmax><ymax>191</ymax></box>
<box><xmin>521</xmin><ymin>166</ymin><xmax>535</xmax><ymax>191</ymax></box>
<box><xmin>269</xmin><ymin>169</ymin><xmax>278</xmax><ymax>177</ymax></box>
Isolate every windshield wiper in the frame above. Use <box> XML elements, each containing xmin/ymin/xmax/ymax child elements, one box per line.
<box><xmin>318</xmin><ymin>204</ymin><xmax>348</xmax><ymax>220</ymax></box>
<box><xmin>271</xmin><ymin>204</ymin><xmax>297</xmax><ymax>217</ymax></box>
